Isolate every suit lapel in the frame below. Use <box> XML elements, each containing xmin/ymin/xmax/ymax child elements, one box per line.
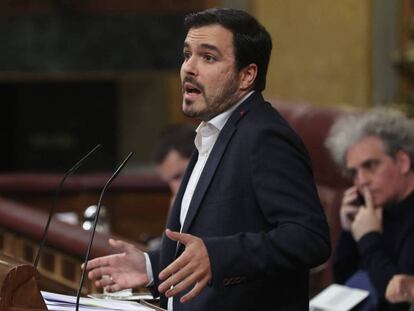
<box><xmin>162</xmin><ymin>150</ymin><xmax>198</xmax><ymax>265</ymax></box>
<box><xmin>166</xmin><ymin>150</ymin><xmax>198</xmax><ymax>232</ymax></box>
<box><xmin>180</xmin><ymin>122</ymin><xmax>236</xmax><ymax>235</ymax></box>
<box><xmin>180</xmin><ymin>93</ymin><xmax>261</xmax><ymax>236</ymax></box>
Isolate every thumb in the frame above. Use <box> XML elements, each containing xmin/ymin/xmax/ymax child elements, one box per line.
<box><xmin>109</xmin><ymin>239</ymin><xmax>131</xmax><ymax>252</ymax></box>
<box><xmin>165</xmin><ymin>228</ymin><xmax>192</xmax><ymax>245</ymax></box>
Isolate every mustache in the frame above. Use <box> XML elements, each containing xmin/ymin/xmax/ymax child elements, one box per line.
<box><xmin>182</xmin><ymin>76</ymin><xmax>204</xmax><ymax>93</ymax></box>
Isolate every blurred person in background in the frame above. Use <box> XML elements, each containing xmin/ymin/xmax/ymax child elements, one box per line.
<box><xmin>326</xmin><ymin>109</ymin><xmax>414</xmax><ymax>311</ymax></box>
<box><xmin>146</xmin><ymin>124</ymin><xmax>195</xmax><ymax>250</ymax></box>
<box><xmin>153</xmin><ymin>123</ymin><xmax>196</xmax><ymax>205</ymax></box>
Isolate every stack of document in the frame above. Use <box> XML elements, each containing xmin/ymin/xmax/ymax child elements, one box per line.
<box><xmin>41</xmin><ymin>291</ymin><xmax>154</xmax><ymax>311</ymax></box>
<box><xmin>309</xmin><ymin>284</ymin><xmax>369</xmax><ymax>311</ymax></box>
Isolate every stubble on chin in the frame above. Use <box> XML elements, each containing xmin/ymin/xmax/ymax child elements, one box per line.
<box><xmin>182</xmin><ymin>99</ymin><xmax>197</xmax><ymax>118</ymax></box>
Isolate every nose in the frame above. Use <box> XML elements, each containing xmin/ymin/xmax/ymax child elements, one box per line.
<box><xmin>181</xmin><ymin>56</ymin><xmax>198</xmax><ymax>76</ymax></box>
<box><xmin>355</xmin><ymin>169</ymin><xmax>370</xmax><ymax>188</ymax></box>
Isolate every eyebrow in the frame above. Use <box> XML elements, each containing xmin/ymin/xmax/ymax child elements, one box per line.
<box><xmin>346</xmin><ymin>158</ymin><xmax>380</xmax><ymax>174</ymax></box>
<box><xmin>183</xmin><ymin>42</ymin><xmax>223</xmax><ymax>57</ymax></box>
<box><xmin>360</xmin><ymin>158</ymin><xmax>380</xmax><ymax>168</ymax></box>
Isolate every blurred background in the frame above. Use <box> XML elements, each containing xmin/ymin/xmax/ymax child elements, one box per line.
<box><xmin>0</xmin><ymin>0</ymin><xmax>410</xmax><ymax>173</ymax></box>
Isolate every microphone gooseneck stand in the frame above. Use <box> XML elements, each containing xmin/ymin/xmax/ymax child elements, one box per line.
<box><xmin>75</xmin><ymin>152</ymin><xmax>134</xmax><ymax>311</ymax></box>
<box><xmin>33</xmin><ymin>144</ymin><xmax>102</xmax><ymax>269</ymax></box>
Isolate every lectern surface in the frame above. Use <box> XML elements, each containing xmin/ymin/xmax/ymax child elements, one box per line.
<box><xmin>0</xmin><ymin>252</ymin><xmax>47</xmax><ymax>311</ymax></box>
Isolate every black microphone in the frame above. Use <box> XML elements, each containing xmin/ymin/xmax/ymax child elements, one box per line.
<box><xmin>76</xmin><ymin>152</ymin><xmax>134</xmax><ymax>311</ymax></box>
<box><xmin>34</xmin><ymin>144</ymin><xmax>102</xmax><ymax>268</ymax></box>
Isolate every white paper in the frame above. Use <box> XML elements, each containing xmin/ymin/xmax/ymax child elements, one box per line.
<box><xmin>41</xmin><ymin>291</ymin><xmax>153</xmax><ymax>311</ymax></box>
<box><xmin>309</xmin><ymin>284</ymin><xmax>369</xmax><ymax>311</ymax></box>
<box><xmin>88</xmin><ymin>293</ymin><xmax>155</xmax><ymax>301</ymax></box>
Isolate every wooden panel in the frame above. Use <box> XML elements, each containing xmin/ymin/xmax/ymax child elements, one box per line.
<box><xmin>0</xmin><ymin>174</ymin><xmax>171</xmax><ymax>243</ymax></box>
<box><xmin>0</xmin><ymin>231</ymin><xmax>95</xmax><ymax>295</ymax></box>
<box><xmin>0</xmin><ymin>196</ymin><xmax>150</xmax><ymax>295</ymax></box>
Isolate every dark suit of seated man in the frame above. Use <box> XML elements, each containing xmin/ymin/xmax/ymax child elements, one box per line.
<box><xmin>85</xmin><ymin>8</ymin><xmax>331</xmax><ymax>311</ymax></box>
<box><xmin>326</xmin><ymin>109</ymin><xmax>414</xmax><ymax>311</ymax></box>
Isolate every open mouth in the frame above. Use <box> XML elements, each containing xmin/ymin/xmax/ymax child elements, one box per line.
<box><xmin>184</xmin><ymin>82</ymin><xmax>202</xmax><ymax>95</ymax></box>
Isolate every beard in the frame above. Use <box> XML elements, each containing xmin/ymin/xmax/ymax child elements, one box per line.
<box><xmin>182</xmin><ymin>74</ymin><xmax>241</xmax><ymax>121</ymax></box>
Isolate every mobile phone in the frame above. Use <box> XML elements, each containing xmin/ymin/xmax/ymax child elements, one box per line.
<box><xmin>352</xmin><ymin>192</ymin><xmax>365</xmax><ymax>207</ymax></box>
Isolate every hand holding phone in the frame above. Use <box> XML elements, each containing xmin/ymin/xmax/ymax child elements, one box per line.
<box><xmin>352</xmin><ymin>191</ymin><xmax>365</xmax><ymax>207</ymax></box>
<box><xmin>340</xmin><ymin>187</ymin><xmax>364</xmax><ymax>231</ymax></box>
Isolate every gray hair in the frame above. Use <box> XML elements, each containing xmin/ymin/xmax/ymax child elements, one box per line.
<box><xmin>325</xmin><ymin>109</ymin><xmax>414</xmax><ymax>169</ymax></box>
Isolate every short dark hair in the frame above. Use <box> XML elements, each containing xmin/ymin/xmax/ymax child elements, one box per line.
<box><xmin>153</xmin><ymin>124</ymin><xmax>196</xmax><ymax>164</ymax></box>
<box><xmin>184</xmin><ymin>8</ymin><xmax>272</xmax><ymax>92</ymax></box>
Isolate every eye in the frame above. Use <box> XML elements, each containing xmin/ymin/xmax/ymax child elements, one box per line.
<box><xmin>183</xmin><ymin>51</ymin><xmax>191</xmax><ymax>61</ymax></box>
<box><xmin>203</xmin><ymin>54</ymin><xmax>216</xmax><ymax>63</ymax></box>
<box><xmin>365</xmin><ymin>159</ymin><xmax>380</xmax><ymax>172</ymax></box>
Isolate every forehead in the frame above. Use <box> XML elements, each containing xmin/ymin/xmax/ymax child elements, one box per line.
<box><xmin>345</xmin><ymin>136</ymin><xmax>386</xmax><ymax>168</ymax></box>
<box><xmin>184</xmin><ymin>24</ymin><xmax>234</xmax><ymax>52</ymax></box>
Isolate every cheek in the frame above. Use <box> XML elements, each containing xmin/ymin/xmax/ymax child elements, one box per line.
<box><xmin>211</xmin><ymin>68</ymin><xmax>236</xmax><ymax>88</ymax></box>
<box><xmin>374</xmin><ymin>170</ymin><xmax>400</xmax><ymax>202</ymax></box>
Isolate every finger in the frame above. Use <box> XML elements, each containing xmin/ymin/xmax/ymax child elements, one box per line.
<box><xmin>165</xmin><ymin>271</ymin><xmax>200</xmax><ymax>298</ymax></box>
<box><xmin>83</xmin><ymin>255</ymin><xmax>110</xmax><ymax>270</ymax></box>
<box><xmin>343</xmin><ymin>189</ymin><xmax>359</xmax><ymax>205</ymax></box>
<box><xmin>180</xmin><ymin>279</ymin><xmax>209</xmax><ymax>303</ymax></box>
<box><xmin>165</xmin><ymin>229</ymin><xmax>179</xmax><ymax>242</ymax></box>
<box><xmin>344</xmin><ymin>186</ymin><xmax>358</xmax><ymax>197</ymax></box>
<box><xmin>109</xmin><ymin>239</ymin><xmax>133</xmax><ymax>252</ymax></box>
<box><xmin>159</xmin><ymin>264</ymin><xmax>193</xmax><ymax>293</ymax></box>
<box><xmin>362</xmin><ymin>187</ymin><xmax>374</xmax><ymax>210</ymax></box>
<box><xmin>343</xmin><ymin>205</ymin><xmax>359</xmax><ymax>214</ymax></box>
<box><xmin>159</xmin><ymin>254</ymin><xmax>189</xmax><ymax>281</ymax></box>
<box><xmin>95</xmin><ymin>275</ymin><xmax>115</xmax><ymax>288</ymax></box>
<box><xmin>103</xmin><ymin>283</ymin><xmax>122</xmax><ymax>293</ymax></box>
<box><xmin>88</xmin><ymin>266</ymin><xmax>114</xmax><ymax>280</ymax></box>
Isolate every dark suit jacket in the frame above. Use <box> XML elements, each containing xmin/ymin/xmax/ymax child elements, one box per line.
<box><xmin>149</xmin><ymin>92</ymin><xmax>331</xmax><ymax>310</ymax></box>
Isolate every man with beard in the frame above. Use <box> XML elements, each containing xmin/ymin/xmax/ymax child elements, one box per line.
<box><xmin>85</xmin><ymin>8</ymin><xmax>330</xmax><ymax>310</ymax></box>
<box><xmin>326</xmin><ymin>110</ymin><xmax>414</xmax><ymax>311</ymax></box>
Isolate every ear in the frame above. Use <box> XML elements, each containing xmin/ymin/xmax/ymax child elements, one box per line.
<box><xmin>239</xmin><ymin>63</ymin><xmax>258</xmax><ymax>91</ymax></box>
<box><xmin>396</xmin><ymin>150</ymin><xmax>411</xmax><ymax>174</ymax></box>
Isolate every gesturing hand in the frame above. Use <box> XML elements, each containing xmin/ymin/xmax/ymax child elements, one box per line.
<box><xmin>386</xmin><ymin>274</ymin><xmax>414</xmax><ymax>304</ymax></box>
<box><xmin>84</xmin><ymin>239</ymin><xmax>149</xmax><ymax>292</ymax></box>
<box><xmin>158</xmin><ymin>229</ymin><xmax>212</xmax><ymax>303</ymax></box>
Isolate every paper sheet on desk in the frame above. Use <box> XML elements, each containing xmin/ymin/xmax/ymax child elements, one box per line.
<box><xmin>309</xmin><ymin>284</ymin><xmax>369</xmax><ymax>311</ymax></box>
<box><xmin>41</xmin><ymin>291</ymin><xmax>153</xmax><ymax>311</ymax></box>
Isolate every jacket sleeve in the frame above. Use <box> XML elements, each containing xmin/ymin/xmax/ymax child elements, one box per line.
<box><xmin>203</xmin><ymin>121</ymin><xmax>331</xmax><ymax>282</ymax></box>
<box><xmin>147</xmin><ymin>249</ymin><xmax>160</xmax><ymax>297</ymax></box>
<box><xmin>358</xmin><ymin>229</ymin><xmax>414</xmax><ymax>297</ymax></box>
<box><xmin>333</xmin><ymin>231</ymin><xmax>360</xmax><ymax>284</ymax></box>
